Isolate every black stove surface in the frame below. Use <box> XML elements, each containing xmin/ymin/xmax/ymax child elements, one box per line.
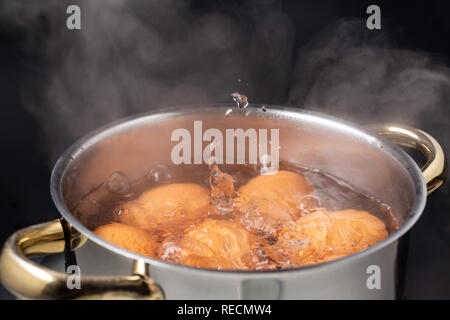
<box><xmin>0</xmin><ymin>0</ymin><xmax>449</xmax><ymax>300</ymax></box>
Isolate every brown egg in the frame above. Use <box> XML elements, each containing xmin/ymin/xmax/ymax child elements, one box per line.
<box><xmin>158</xmin><ymin>219</ymin><xmax>256</xmax><ymax>270</ymax></box>
<box><xmin>237</xmin><ymin>170</ymin><xmax>315</xmax><ymax>235</ymax></box>
<box><xmin>237</xmin><ymin>199</ymin><xmax>295</xmax><ymax>235</ymax></box>
<box><xmin>117</xmin><ymin>183</ymin><xmax>210</xmax><ymax>230</ymax></box>
<box><xmin>265</xmin><ymin>209</ymin><xmax>388</xmax><ymax>267</ymax></box>
<box><xmin>94</xmin><ymin>222</ymin><xmax>156</xmax><ymax>257</ymax></box>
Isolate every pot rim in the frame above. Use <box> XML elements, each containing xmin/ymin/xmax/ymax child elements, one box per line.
<box><xmin>50</xmin><ymin>104</ymin><xmax>427</xmax><ymax>275</ymax></box>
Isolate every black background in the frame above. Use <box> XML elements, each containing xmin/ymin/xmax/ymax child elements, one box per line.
<box><xmin>0</xmin><ymin>0</ymin><xmax>449</xmax><ymax>299</ymax></box>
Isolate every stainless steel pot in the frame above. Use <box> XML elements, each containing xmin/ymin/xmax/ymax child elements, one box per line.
<box><xmin>0</xmin><ymin>105</ymin><xmax>446</xmax><ymax>299</ymax></box>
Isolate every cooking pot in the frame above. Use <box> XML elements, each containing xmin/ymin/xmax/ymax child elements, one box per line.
<box><xmin>0</xmin><ymin>105</ymin><xmax>446</xmax><ymax>299</ymax></box>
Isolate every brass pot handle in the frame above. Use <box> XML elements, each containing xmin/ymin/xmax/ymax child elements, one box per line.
<box><xmin>368</xmin><ymin>123</ymin><xmax>447</xmax><ymax>195</ymax></box>
<box><xmin>0</xmin><ymin>218</ymin><xmax>164</xmax><ymax>299</ymax></box>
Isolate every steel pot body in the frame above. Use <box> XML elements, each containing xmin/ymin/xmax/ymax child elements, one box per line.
<box><xmin>1</xmin><ymin>105</ymin><xmax>446</xmax><ymax>299</ymax></box>
<box><xmin>43</xmin><ymin>237</ymin><xmax>400</xmax><ymax>299</ymax></box>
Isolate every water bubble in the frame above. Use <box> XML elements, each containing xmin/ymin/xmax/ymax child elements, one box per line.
<box><xmin>231</xmin><ymin>92</ymin><xmax>248</xmax><ymax>108</ymax></box>
<box><xmin>147</xmin><ymin>164</ymin><xmax>173</xmax><ymax>183</ymax></box>
<box><xmin>106</xmin><ymin>172</ymin><xmax>130</xmax><ymax>195</ymax></box>
<box><xmin>299</xmin><ymin>194</ymin><xmax>321</xmax><ymax>211</ymax></box>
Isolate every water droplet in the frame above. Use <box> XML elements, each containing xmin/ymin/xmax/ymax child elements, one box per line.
<box><xmin>205</xmin><ymin>141</ymin><xmax>218</xmax><ymax>165</ymax></box>
<box><xmin>260</xmin><ymin>154</ymin><xmax>271</xmax><ymax>164</ymax></box>
<box><xmin>231</xmin><ymin>92</ymin><xmax>248</xmax><ymax>108</ymax></box>
<box><xmin>258</xmin><ymin>154</ymin><xmax>274</xmax><ymax>175</ymax></box>
<box><xmin>225</xmin><ymin>108</ymin><xmax>233</xmax><ymax>117</ymax></box>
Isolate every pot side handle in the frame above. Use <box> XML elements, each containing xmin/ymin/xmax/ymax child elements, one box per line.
<box><xmin>367</xmin><ymin>123</ymin><xmax>447</xmax><ymax>195</ymax></box>
<box><xmin>0</xmin><ymin>218</ymin><xmax>164</xmax><ymax>300</ymax></box>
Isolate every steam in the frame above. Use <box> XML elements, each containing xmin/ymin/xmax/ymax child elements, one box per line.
<box><xmin>1</xmin><ymin>0</ymin><xmax>294</xmax><ymax>161</ymax></box>
<box><xmin>288</xmin><ymin>20</ymin><xmax>450</xmax><ymax>130</ymax></box>
<box><xmin>1</xmin><ymin>1</ymin><xmax>449</xmax><ymax>162</ymax></box>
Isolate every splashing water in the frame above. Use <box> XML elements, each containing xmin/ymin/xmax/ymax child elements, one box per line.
<box><xmin>75</xmin><ymin>160</ymin><xmax>399</xmax><ymax>270</ymax></box>
<box><xmin>208</xmin><ymin>164</ymin><xmax>237</xmax><ymax>215</ymax></box>
<box><xmin>206</xmin><ymin>148</ymin><xmax>216</xmax><ymax>166</ymax></box>
<box><xmin>259</xmin><ymin>154</ymin><xmax>275</xmax><ymax>175</ymax></box>
<box><xmin>231</xmin><ymin>92</ymin><xmax>248</xmax><ymax>108</ymax></box>
<box><xmin>225</xmin><ymin>108</ymin><xmax>233</xmax><ymax>117</ymax></box>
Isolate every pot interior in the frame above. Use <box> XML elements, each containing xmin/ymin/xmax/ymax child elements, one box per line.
<box><xmin>53</xmin><ymin>105</ymin><xmax>425</xmax><ymax>256</ymax></box>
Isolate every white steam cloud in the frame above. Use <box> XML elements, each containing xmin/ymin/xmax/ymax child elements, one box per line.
<box><xmin>0</xmin><ymin>1</ymin><xmax>449</xmax><ymax>163</ymax></box>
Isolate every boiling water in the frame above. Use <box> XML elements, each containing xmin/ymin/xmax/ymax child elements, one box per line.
<box><xmin>73</xmin><ymin>162</ymin><xmax>399</xmax><ymax>232</ymax></box>
<box><xmin>71</xmin><ymin>162</ymin><xmax>399</xmax><ymax>270</ymax></box>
